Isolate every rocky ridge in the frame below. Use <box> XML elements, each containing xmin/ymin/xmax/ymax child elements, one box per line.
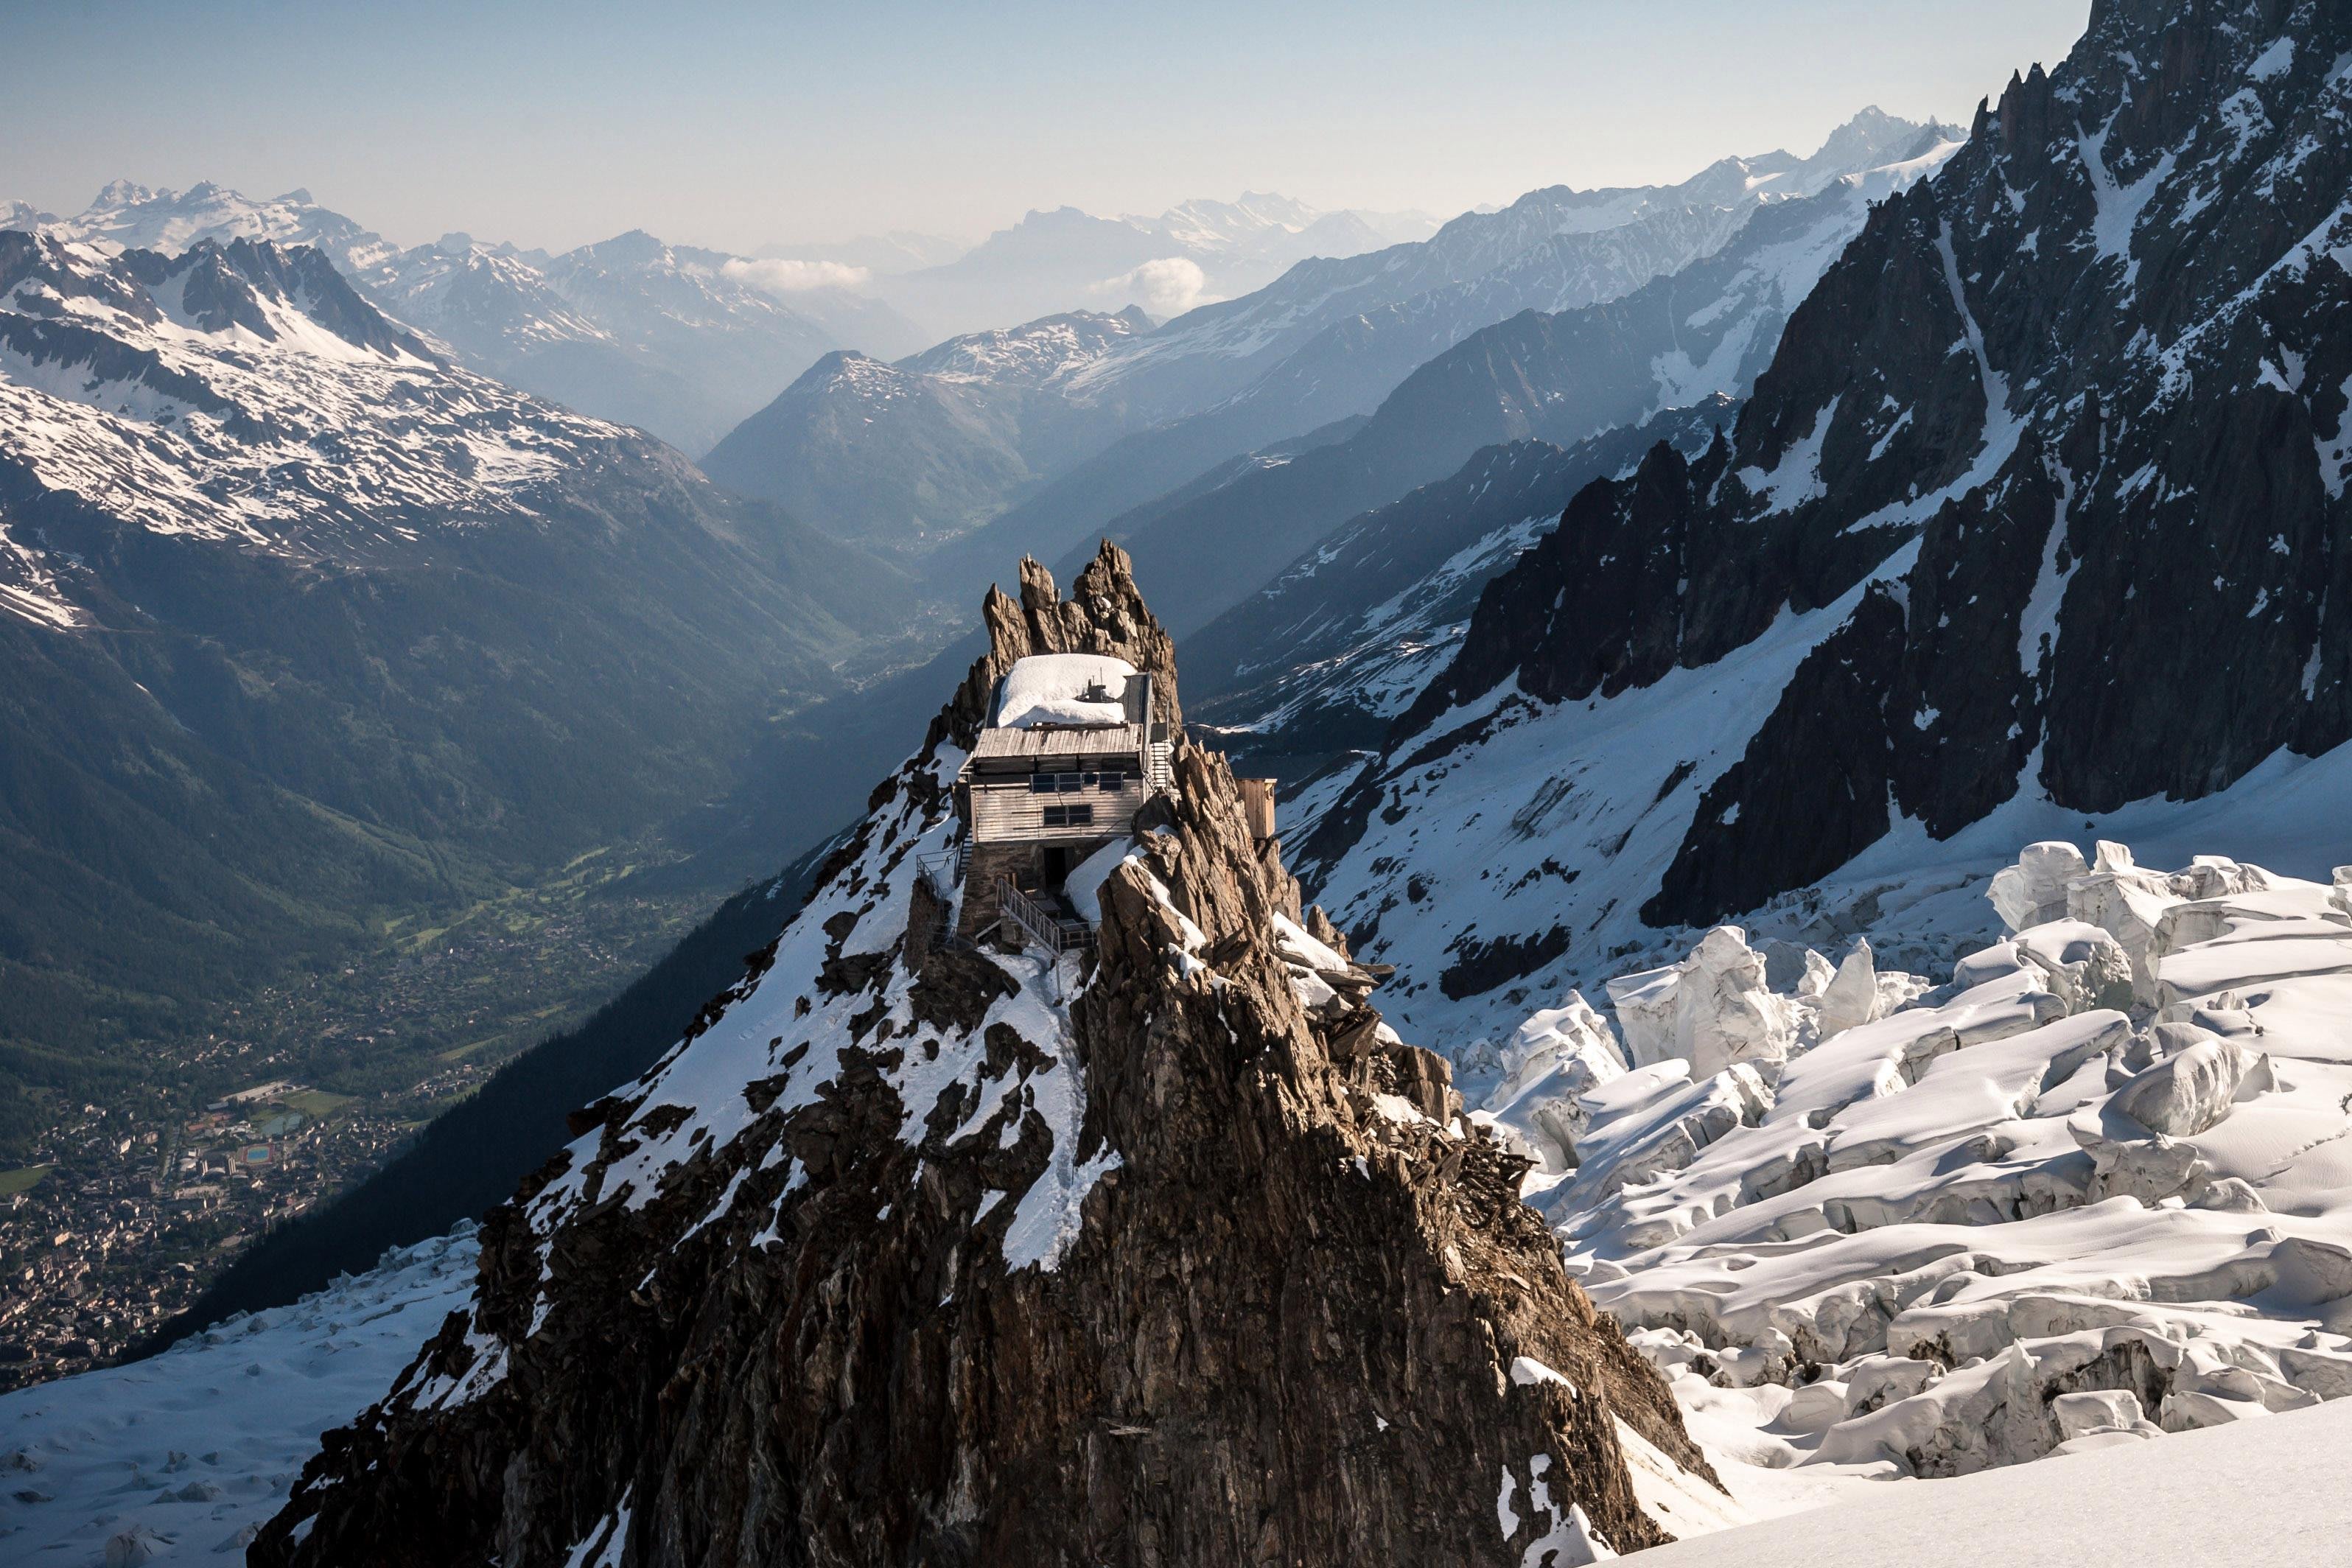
<box><xmin>32</xmin><ymin>181</ymin><xmax>929</xmax><ymax>455</ymax></box>
<box><xmin>1284</xmin><ymin>0</ymin><xmax>2352</xmax><ymax>1045</ymax></box>
<box><xmin>700</xmin><ymin>309</ymin><xmax>1154</xmax><ymax>550</ymax></box>
<box><xmin>0</xmin><ymin>223</ymin><xmax>912</xmax><ymax>1156</ymax></box>
<box><xmin>255</xmin><ymin>544</ymin><xmax>1724</xmax><ymax>1567</ymax></box>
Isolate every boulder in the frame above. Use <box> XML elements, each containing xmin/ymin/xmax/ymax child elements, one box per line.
<box><xmin>105</xmin><ymin>1530</ymin><xmax>171</xmax><ymax>1568</ymax></box>
<box><xmin>1843</xmin><ymin>1354</ymin><xmax>1942</xmax><ymax>1413</ymax></box>
<box><xmin>1674</xmin><ymin>927</ymin><xmax>1805</xmax><ymax>1079</ymax></box>
<box><xmin>2159</xmin><ymin>1389</ymin><xmax>2269</xmax><ymax>1432</ymax></box>
<box><xmin>1782</xmin><ymin>1380</ymin><xmax>1851</xmax><ymax>1432</ymax></box>
<box><xmin>2113</xmin><ymin>1039</ymin><xmax>2272</xmax><ymax>1137</ymax></box>
<box><xmin>1605</xmin><ymin>965</ymin><xmax>1683</xmax><ymax>1068</ymax></box>
<box><xmin>1817</xmin><ymin>939</ymin><xmax>1880</xmax><ymax>1039</ymax></box>
<box><xmin>2012</xmin><ymin>921</ymin><xmax>2136</xmax><ymax>1015</ymax></box>
<box><xmin>1484</xmin><ymin>993</ymin><xmax>1628</xmax><ymax>1170</ymax></box>
<box><xmin>2065</xmin><ymin>844</ymin><xmax>2184</xmax><ymax>1005</ymax></box>
<box><xmin>2051</xmin><ymin>1388</ymin><xmax>2145</xmax><ymax>1441</ymax></box>
<box><xmin>1988</xmin><ymin>841</ymin><xmax>2087</xmax><ymax>932</ymax></box>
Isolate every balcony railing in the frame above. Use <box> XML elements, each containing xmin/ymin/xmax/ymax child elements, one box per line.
<box><xmin>995</xmin><ymin>876</ymin><xmax>1093</xmax><ymax>957</ymax></box>
<box><xmin>915</xmin><ymin>847</ymin><xmax>965</xmax><ymax>898</ymax></box>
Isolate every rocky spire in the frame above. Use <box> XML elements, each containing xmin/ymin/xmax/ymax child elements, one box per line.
<box><xmin>936</xmin><ymin>541</ymin><xmax>1183</xmax><ymax>755</ymax></box>
<box><xmin>255</xmin><ymin>553</ymin><xmax>1717</xmax><ymax>1567</ymax></box>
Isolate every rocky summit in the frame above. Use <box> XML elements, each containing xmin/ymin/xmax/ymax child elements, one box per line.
<box><xmin>252</xmin><ymin>542</ymin><xmax>1722</xmax><ymax>1567</ymax></box>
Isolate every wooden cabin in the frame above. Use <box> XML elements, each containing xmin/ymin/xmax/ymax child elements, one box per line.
<box><xmin>951</xmin><ymin>654</ymin><xmax>1172</xmax><ymax>943</ymax></box>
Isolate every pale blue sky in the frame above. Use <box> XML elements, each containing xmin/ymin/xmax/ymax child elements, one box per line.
<box><xmin>0</xmin><ymin>0</ymin><xmax>2093</xmax><ymax>253</ymax></box>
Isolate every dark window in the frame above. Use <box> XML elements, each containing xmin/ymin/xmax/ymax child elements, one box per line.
<box><xmin>1042</xmin><ymin>805</ymin><xmax>1066</xmax><ymax>827</ymax></box>
<box><xmin>1029</xmin><ymin>774</ymin><xmax>1055</xmax><ymax>794</ymax></box>
<box><xmin>1081</xmin><ymin>772</ymin><xmax>1099</xmax><ymax>787</ymax></box>
<box><xmin>1041</xmin><ymin>804</ymin><xmax>1096</xmax><ymax>830</ymax></box>
<box><xmin>1098</xmin><ymin>770</ymin><xmax>1125</xmax><ymax>791</ymax></box>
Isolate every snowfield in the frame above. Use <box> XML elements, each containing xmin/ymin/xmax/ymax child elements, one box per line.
<box><xmin>1487</xmin><ymin>837</ymin><xmax>2352</xmax><ymax>1514</ymax></box>
<box><xmin>0</xmin><ymin>230</ymin><xmax>651</xmax><ymax>629</ymax></box>
<box><xmin>0</xmin><ymin>1231</ymin><xmax>477</xmax><ymax>1565</ymax></box>
<box><xmin>13</xmin><ymin>830</ymin><xmax>2352</xmax><ymax>1560</ymax></box>
<box><xmin>1645</xmin><ymin>1390</ymin><xmax>2352</xmax><ymax>1567</ymax></box>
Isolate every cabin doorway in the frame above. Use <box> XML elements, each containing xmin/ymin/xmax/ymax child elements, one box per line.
<box><xmin>1040</xmin><ymin>844</ymin><xmax>1075</xmax><ymax>889</ymax></box>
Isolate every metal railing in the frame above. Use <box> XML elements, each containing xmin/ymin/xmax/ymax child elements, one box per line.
<box><xmin>995</xmin><ymin>876</ymin><xmax>1093</xmax><ymax>956</ymax></box>
<box><xmin>915</xmin><ymin>847</ymin><xmax>965</xmax><ymax>898</ymax></box>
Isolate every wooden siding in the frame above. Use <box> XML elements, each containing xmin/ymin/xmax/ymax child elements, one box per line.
<box><xmin>970</xmin><ymin>776</ymin><xmax>1149</xmax><ymax>844</ymax></box>
<box><xmin>1237</xmin><ymin>777</ymin><xmax>1277</xmax><ymax>841</ymax></box>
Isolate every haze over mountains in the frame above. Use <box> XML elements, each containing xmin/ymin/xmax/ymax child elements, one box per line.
<box><xmin>13</xmin><ymin>4</ymin><xmax>2352</xmax><ymax>1558</ymax></box>
<box><xmin>0</xmin><ymin>223</ymin><xmax>910</xmax><ymax>1164</ymax></box>
<box><xmin>0</xmin><ymin>99</ymin><xmax>1964</xmax><ymax>1203</ymax></box>
<box><xmin>713</xmin><ymin>108</ymin><xmax>1955</xmax><ymax>582</ymax></box>
<box><xmin>23</xmin><ymin>181</ymin><xmax>930</xmax><ymax>456</ymax></box>
<box><xmin>830</xmin><ymin>189</ymin><xmax>1440</xmax><ymax>337</ymax></box>
<box><xmin>10</xmin><ymin>182</ymin><xmax>1435</xmax><ymax>458</ymax></box>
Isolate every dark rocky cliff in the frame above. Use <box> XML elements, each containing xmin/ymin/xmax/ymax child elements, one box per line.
<box><xmin>253</xmin><ymin>543</ymin><xmax>1717</xmax><ymax>1567</ymax></box>
<box><xmin>1320</xmin><ymin>0</ymin><xmax>2352</xmax><ymax>934</ymax></box>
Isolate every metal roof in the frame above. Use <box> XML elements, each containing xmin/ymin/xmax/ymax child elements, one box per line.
<box><xmin>968</xmin><ymin>722</ymin><xmax>1147</xmax><ymax>763</ymax></box>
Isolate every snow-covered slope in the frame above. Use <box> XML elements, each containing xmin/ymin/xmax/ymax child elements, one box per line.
<box><xmin>1282</xmin><ymin>0</ymin><xmax>2352</xmax><ymax>1054</ymax></box>
<box><xmin>1189</xmin><ymin>402</ymin><xmax>1737</xmax><ymax>768</ymax></box>
<box><xmin>699</xmin><ymin>307</ymin><xmax>1155</xmax><ymax>549</ymax></box>
<box><xmin>866</xmin><ymin>191</ymin><xmax>1425</xmax><ymax>340</ymax></box>
<box><xmin>0</xmin><ymin>226</ymin><xmax>914</xmax><ymax>1113</ymax></box>
<box><xmin>0</xmin><ymin>1231</ymin><xmax>477</xmax><ymax>1566</ymax></box>
<box><xmin>40</xmin><ymin>183</ymin><xmax>929</xmax><ymax>454</ymax></box>
<box><xmin>0</xmin><ymin>229</ymin><xmax>578</xmax><ymax>619</ymax></box>
<box><xmin>1652</xmin><ymin>1391</ymin><xmax>2352</xmax><ymax>1568</ymax></box>
<box><xmin>1446</xmin><ymin>836</ymin><xmax>2352</xmax><ymax>1525</ymax></box>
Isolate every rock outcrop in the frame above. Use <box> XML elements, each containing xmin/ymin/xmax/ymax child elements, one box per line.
<box><xmin>1301</xmin><ymin>0</ymin><xmax>2352</xmax><ymax>958</ymax></box>
<box><xmin>253</xmin><ymin>542</ymin><xmax>1719</xmax><ymax>1567</ymax></box>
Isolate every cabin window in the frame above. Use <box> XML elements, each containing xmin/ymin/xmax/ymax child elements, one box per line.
<box><xmin>1097</xmin><ymin>770</ymin><xmax>1125</xmax><ymax>791</ymax></box>
<box><xmin>1029</xmin><ymin>772</ymin><xmax>1083</xmax><ymax>794</ymax></box>
<box><xmin>1042</xmin><ymin>804</ymin><xmax>1096</xmax><ymax>829</ymax></box>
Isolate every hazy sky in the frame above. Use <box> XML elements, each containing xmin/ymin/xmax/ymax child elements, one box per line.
<box><xmin>1</xmin><ymin>0</ymin><xmax>2093</xmax><ymax>255</ymax></box>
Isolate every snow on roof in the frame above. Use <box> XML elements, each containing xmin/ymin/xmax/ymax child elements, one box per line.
<box><xmin>993</xmin><ymin>654</ymin><xmax>1138</xmax><ymax>730</ymax></box>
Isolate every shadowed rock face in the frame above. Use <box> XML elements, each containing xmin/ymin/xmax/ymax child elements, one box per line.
<box><xmin>1320</xmin><ymin>0</ymin><xmax>2352</xmax><ymax>937</ymax></box>
<box><xmin>253</xmin><ymin>541</ymin><xmax>1716</xmax><ymax>1567</ymax></box>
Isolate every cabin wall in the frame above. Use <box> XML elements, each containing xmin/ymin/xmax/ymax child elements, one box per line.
<box><xmin>969</xmin><ymin>775</ymin><xmax>1150</xmax><ymax>844</ymax></box>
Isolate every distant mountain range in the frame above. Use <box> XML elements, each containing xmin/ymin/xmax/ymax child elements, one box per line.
<box><xmin>1253</xmin><ymin>0</ymin><xmax>2352</xmax><ymax>1054</ymax></box>
<box><xmin>0</xmin><ymin>225</ymin><xmax>911</xmax><ymax>1146</ymax></box>
<box><xmin>699</xmin><ymin>307</ymin><xmax>1154</xmax><ymax>550</ymax></box>
<box><xmin>21</xmin><ymin>182</ymin><xmax>931</xmax><ymax>455</ymax></box>
<box><xmin>712</xmin><ymin>108</ymin><xmax>1956</xmax><ymax>570</ymax></box>
<box><xmin>827</xmin><ymin>191</ymin><xmax>1438</xmax><ymax>339</ymax></box>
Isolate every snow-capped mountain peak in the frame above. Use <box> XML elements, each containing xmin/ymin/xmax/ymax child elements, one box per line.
<box><xmin>51</xmin><ymin>179</ymin><xmax>405</xmax><ymax>273</ymax></box>
<box><xmin>0</xmin><ymin>228</ymin><xmax>648</xmax><ymax>623</ymax></box>
<box><xmin>28</xmin><ymin>181</ymin><xmax>931</xmax><ymax>453</ymax></box>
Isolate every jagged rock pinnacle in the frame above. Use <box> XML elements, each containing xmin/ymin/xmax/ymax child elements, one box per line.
<box><xmin>256</xmin><ymin>552</ymin><xmax>1717</xmax><ymax>1567</ymax></box>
